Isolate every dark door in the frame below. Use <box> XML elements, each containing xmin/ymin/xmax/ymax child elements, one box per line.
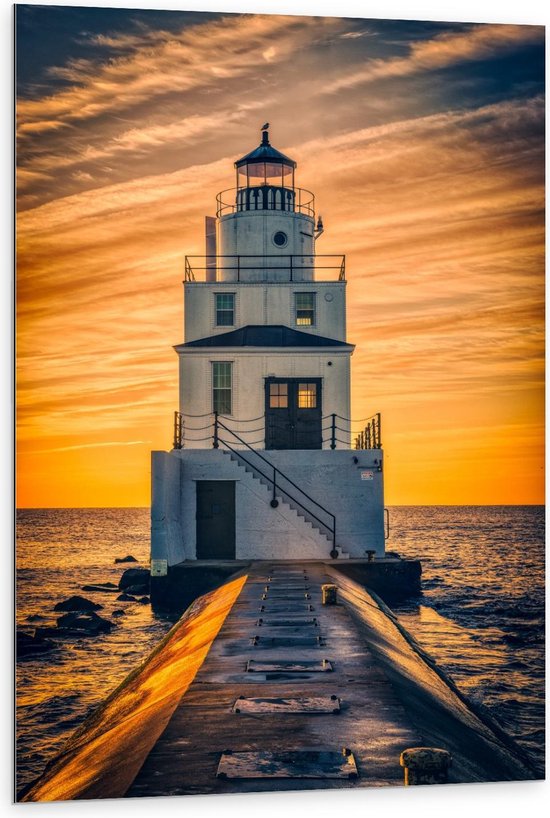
<box><xmin>196</xmin><ymin>481</ymin><xmax>236</xmax><ymax>559</ymax></box>
<box><xmin>265</xmin><ymin>378</ymin><xmax>322</xmax><ymax>450</ymax></box>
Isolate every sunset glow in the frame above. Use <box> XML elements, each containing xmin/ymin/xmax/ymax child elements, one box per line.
<box><xmin>16</xmin><ymin>7</ymin><xmax>545</xmax><ymax>507</ymax></box>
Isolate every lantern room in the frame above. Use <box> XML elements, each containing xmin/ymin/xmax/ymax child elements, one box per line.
<box><xmin>234</xmin><ymin>128</ymin><xmax>297</xmax><ymax>212</ymax></box>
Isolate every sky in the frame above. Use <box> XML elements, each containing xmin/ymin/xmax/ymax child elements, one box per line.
<box><xmin>15</xmin><ymin>3</ymin><xmax>545</xmax><ymax>507</ymax></box>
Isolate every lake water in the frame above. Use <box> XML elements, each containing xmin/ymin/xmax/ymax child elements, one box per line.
<box><xmin>15</xmin><ymin>505</ymin><xmax>545</xmax><ymax>790</ymax></box>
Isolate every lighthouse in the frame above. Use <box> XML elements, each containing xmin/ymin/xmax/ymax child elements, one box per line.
<box><xmin>150</xmin><ymin>127</ymin><xmax>385</xmax><ymax>578</ymax></box>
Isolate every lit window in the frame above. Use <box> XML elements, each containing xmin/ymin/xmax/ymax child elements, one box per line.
<box><xmin>298</xmin><ymin>383</ymin><xmax>317</xmax><ymax>409</ymax></box>
<box><xmin>212</xmin><ymin>362</ymin><xmax>232</xmax><ymax>414</ymax></box>
<box><xmin>215</xmin><ymin>293</ymin><xmax>235</xmax><ymax>326</ymax></box>
<box><xmin>269</xmin><ymin>382</ymin><xmax>288</xmax><ymax>408</ymax></box>
<box><xmin>295</xmin><ymin>292</ymin><xmax>315</xmax><ymax>326</ymax></box>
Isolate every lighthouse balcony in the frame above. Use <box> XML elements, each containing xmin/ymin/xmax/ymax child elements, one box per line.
<box><xmin>184</xmin><ymin>254</ymin><xmax>345</xmax><ymax>283</ymax></box>
<box><xmin>217</xmin><ymin>186</ymin><xmax>314</xmax><ymax>218</ymax></box>
<box><xmin>172</xmin><ymin>410</ymin><xmax>382</xmax><ymax>453</ymax></box>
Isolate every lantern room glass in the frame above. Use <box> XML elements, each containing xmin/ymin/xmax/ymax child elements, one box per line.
<box><xmin>237</xmin><ymin>162</ymin><xmax>295</xmax><ymax>190</ymax></box>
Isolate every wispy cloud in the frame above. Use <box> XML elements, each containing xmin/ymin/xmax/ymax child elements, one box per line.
<box><xmin>17</xmin><ymin>15</ymin><xmax>340</xmax><ymax>135</ymax></box>
<box><xmin>16</xmin><ymin>10</ymin><xmax>544</xmax><ymax>505</ymax></box>
<box><xmin>29</xmin><ymin>440</ymin><xmax>151</xmax><ymax>454</ymax></box>
<box><xmin>325</xmin><ymin>23</ymin><xmax>544</xmax><ymax>93</ymax></box>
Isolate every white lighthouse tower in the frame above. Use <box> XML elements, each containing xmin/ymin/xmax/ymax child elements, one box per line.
<box><xmin>151</xmin><ymin>127</ymin><xmax>385</xmax><ymax>576</ymax></box>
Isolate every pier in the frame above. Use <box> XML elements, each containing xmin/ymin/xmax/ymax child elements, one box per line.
<box><xmin>22</xmin><ymin>564</ymin><xmax>537</xmax><ymax>801</ymax></box>
<box><xmin>129</xmin><ymin>562</ymin><xmax>420</xmax><ymax>795</ymax></box>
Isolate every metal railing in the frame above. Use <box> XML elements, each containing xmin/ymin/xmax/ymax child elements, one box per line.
<box><xmin>172</xmin><ymin>410</ymin><xmax>382</xmax><ymax>451</ymax></box>
<box><xmin>170</xmin><ymin>409</ymin><xmax>384</xmax><ymax>557</ymax></box>
<box><xmin>215</xmin><ymin>415</ymin><xmax>338</xmax><ymax>559</ymax></box>
<box><xmin>184</xmin><ymin>254</ymin><xmax>346</xmax><ymax>282</ymax></box>
<box><xmin>354</xmin><ymin>413</ymin><xmax>382</xmax><ymax>450</ymax></box>
<box><xmin>216</xmin><ymin>186</ymin><xmax>315</xmax><ymax>219</ymax></box>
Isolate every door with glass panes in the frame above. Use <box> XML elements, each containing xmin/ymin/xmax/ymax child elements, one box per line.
<box><xmin>265</xmin><ymin>378</ymin><xmax>322</xmax><ymax>449</ymax></box>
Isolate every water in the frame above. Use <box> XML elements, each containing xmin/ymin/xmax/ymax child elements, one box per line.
<box><xmin>16</xmin><ymin>508</ymin><xmax>174</xmax><ymax>792</ymax></box>
<box><xmin>16</xmin><ymin>506</ymin><xmax>545</xmax><ymax>791</ymax></box>
<box><xmin>388</xmin><ymin>506</ymin><xmax>545</xmax><ymax>775</ymax></box>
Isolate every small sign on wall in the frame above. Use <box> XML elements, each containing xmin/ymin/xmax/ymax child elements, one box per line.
<box><xmin>360</xmin><ymin>471</ymin><xmax>374</xmax><ymax>481</ymax></box>
<box><xmin>151</xmin><ymin>559</ymin><xmax>168</xmax><ymax>577</ymax></box>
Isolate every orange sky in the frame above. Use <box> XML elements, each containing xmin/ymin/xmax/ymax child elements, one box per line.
<box><xmin>16</xmin><ymin>10</ymin><xmax>545</xmax><ymax>507</ymax></box>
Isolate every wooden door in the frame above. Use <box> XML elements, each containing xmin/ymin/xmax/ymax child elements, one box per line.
<box><xmin>265</xmin><ymin>378</ymin><xmax>322</xmax><ymax>450</ymax></box>
<box><xmin>196</xmin><ymin>481</ymin><xmax>236</xmax><ymax>559</ymax></box>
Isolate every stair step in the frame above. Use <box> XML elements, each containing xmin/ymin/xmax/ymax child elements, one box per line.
<box><xmin>218</xmin><ymin>447</ymin><xmax>337</xmax><ymax>550</ymax></box>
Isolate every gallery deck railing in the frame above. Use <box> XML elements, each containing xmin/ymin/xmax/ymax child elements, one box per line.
<box><xmin>172</xmin><ymin>410</ymin><xmax>382</xmax><ymax>451</ymax></box>
<box><xmin>184</xmin><ymin>254</ymin><xmax>346</xmax><ymax>282</ymax></box>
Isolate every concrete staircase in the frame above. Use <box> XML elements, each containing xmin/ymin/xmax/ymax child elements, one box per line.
<box><xmin>220</xmin><ymin>448</ymin><xmax>350</xmax><ymax>559</ymax></box>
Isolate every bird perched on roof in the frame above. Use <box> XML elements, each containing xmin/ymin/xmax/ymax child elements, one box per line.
<box><xmin>261</xmin><ymin>122</ymin><xmax>269</xmax><ymax>131</ymax></box>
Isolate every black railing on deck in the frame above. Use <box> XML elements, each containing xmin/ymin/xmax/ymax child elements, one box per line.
<box><xmin>354</xmin><ymin>413</ymin><xmax>382</xmax><ymax>450</ymax></box>
<box><xmin>184</xmin><ymin>254</ymin><xmax>346</xmax><ymax>282</ymax></box>
<box><xmin>171</xmin><ymin>410</ymin><xmax>382</xmax><ymax>451</ymax></box>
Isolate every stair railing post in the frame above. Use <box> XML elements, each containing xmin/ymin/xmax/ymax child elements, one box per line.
<box><xmin>270</xmin><ymin>466</ymin><xmax>279</xmax><ymax>508</ymax></box>
<box><xmin>330</xmin><ymin>413</ymin><xmax>336</xmax><ymax>450</ymax></box>
<box><xmin>173</xmin><ymin>411</ymin><xmax>178</xmax><ymax>450</ymax></box>
<box><xmin>213</xmin><ymin>411</ymin><xmax>219</xmax><ymax>449</ymax></box>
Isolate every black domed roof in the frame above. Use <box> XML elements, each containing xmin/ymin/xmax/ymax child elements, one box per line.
<box><xmin>235</xmin><ymin>130</ymin><xmax>296</xmax><ymax>169</ymax></box>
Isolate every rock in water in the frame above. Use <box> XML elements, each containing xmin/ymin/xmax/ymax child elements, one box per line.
<box><xmin>81</xmin><ymin>583</ymin><xmax>119</xmax><ymax>593</ymax></box>
<box><xmin>55</xmin><ymin>611</ymin><xmax>115</xmax><ymax>635</ymax></box>
<box><xmin>114</xmin><ymin>555</ymin><xmax>138</xmax><ymax>564</ymax></box>
<box><xmin>137</xmin><ymin>596</ymin><xmax>150</xmax><ymax>605</ymax></box>
<box><xmin>54</xmin><ymin>595</ymin><xmax>103</xmax><ymax>612</ymax></box>
<box><xmin>116</xmin><ymin>593</ymin><xmax>137</xmax><ymax>602</ymax></box>
<box><xmin>123</xmin><ymin>584</ymin><xmax>149</xmax><ymax>595</ymax></box>
<box><xmin>17</xmin><ymin>630</ymin><xmax>57</xmax><ymax>657</ymax></box>
<box><xmin>118</xmin><ymin>567</ymin><xmax>150</xmax><ymax>591</ymax></box>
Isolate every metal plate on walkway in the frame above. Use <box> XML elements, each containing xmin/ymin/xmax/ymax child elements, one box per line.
<box><xmin>258</xmin><ymin>618</ymin><xmax>318</xmax><ymax>627</ymax></box>
<box><xmin>217</xmin><ymin>749</ymin><xmax>357</xmax><ymax>779</ymax></box>
<box><xmin>232</xmin><ymin>696</ymin><xmax>341</xmax><ymax>714</ymax></box>
<box><xmin>252</xmin><ymin>636</ymin><xmax>324</xmax><ymax>647</ymax></box>
<box><xmin>246</xmin><ymin>659</ymin><xmax>332</xmax><ymax>673</ymax></box>
<box><xmin>260</xmin><ymin>603</ymin><xmax>315</xmax><ymax>613</ymax></box>
<box><xmin>262</xmin><ymin>592</ymin><xmax>311</xmax><ymax>600</ymax></box>
<box><xmin>264</xmin><ymin>585</ymin><xmax>309</xmax><ymax>592</ymax></box>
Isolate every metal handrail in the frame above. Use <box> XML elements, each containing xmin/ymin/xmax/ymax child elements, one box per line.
<box><xmin>184</xmin><ymin>254</ymin><xmax>346</xmax><ymax>282</ymax></box>
<box><xmin>219</xmin><ymin>437</ymin><xmax>334</xmax><ymax>545</ymax></box>
<box><xmin>216</xmin><ymin>185</ymin><xmax>315</xmax><ymax>218</ymax></box>
<box><xmin>216</xmin><ymin>417</ymin><xmax>337</xmax><ymax>558</ymax></box>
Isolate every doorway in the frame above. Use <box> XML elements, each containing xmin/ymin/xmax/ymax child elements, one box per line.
<box><xmin>265</xmin><ymin>378</ymin><xmax>322</xmax><ymax>450</ymax></box>
<box><xmin>196</xmin><ymin>481</ymin><xmax>236</xmax><ymax>559</ymax></box>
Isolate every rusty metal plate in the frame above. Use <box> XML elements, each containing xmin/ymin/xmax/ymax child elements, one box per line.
<box><xmin>217</xmin><ymin>749</ymin><xmax>357</xmax><ymax>779</ymax></box>
<box><xmin>252</xmin><ymin>635</ymin><xmax>324</xmax><ymax>647</ymax></box>
<box><xmin>264</xmin><ymin>585</ymin><xmax>309</xmax><ymax>591</ymax></box>
<box><xmin>259</xmin><ymin>603</ymin><xmax>315</xmax><ymax>613</ymax></box>
<box><xmin>232</xmin><ymin>696</ymin><xmax>341</xmax><ymax>714</ymax></box>
<box><xmin>268</xmin><ymin>576</ymin><xmax>309</xmax><ymax>583</ymax></box>
<box><xmin>246</xmin><ymin>659</ymin><xmax>332</xmax><ymax>672</ymax></box>
<box><xmin>262</xmin><ymin>592</ymin><xmax>311</xmax><ymax>600</ymax></box>
<box><xmin>257</xmin><ymin>617</ymin><xmax>318</xmax><ymax>627</ymax></box>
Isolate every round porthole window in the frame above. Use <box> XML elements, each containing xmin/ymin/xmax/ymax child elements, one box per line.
<box><xmin>272</xmin><ymin>231</ymin><xmax>288</xmax><ymax>247</ymax></box>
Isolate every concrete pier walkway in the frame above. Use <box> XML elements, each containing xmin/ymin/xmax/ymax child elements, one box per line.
<box><xmin>128</xmin><ymin>562</ymin><xmax>421</xmax><ymax>796</ymax></box>
<box><xmin>23</xmin><ymin>560</ymin><xmax>537</xmax><ymax>802</ymax></box>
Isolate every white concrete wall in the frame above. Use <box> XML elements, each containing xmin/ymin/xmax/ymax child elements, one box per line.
<box><xmin>177</xmin><ymin>348</ymin><xmax>352</xmax><ymax>449</ymax></box>
<box><xmin>183</xmin><ymin>281</ymin><xmax>347</xmax><ymax>343</ymax></box>
<box><xmin>218</xmin><ymin>210</ymin><xmax>315</xmax><ymax>280</ymax></box>
<box><xmin>150</xmin><ymin>448</ymin><xmax>385</xmax><ymax>565</ymax></box>
<box><xmin>151</xmin><ymin>451</ymin><xmax>185</xmax><ymax>565</ymax></box>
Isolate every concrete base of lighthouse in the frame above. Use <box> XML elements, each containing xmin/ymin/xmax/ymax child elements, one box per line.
<box><xmin>150</xmin><ymin>446</ymin><xmax>421</xmax><ymax>612</ymax></box>
<box><xmin>149</xmin><ymin>558</ymin><xmax>422</xmax><ymax>614</ymax></box>
<box><xmin>151</xmin><ymin>447</ymin><xmax>385</xmax><ymax>565</ymax></box>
